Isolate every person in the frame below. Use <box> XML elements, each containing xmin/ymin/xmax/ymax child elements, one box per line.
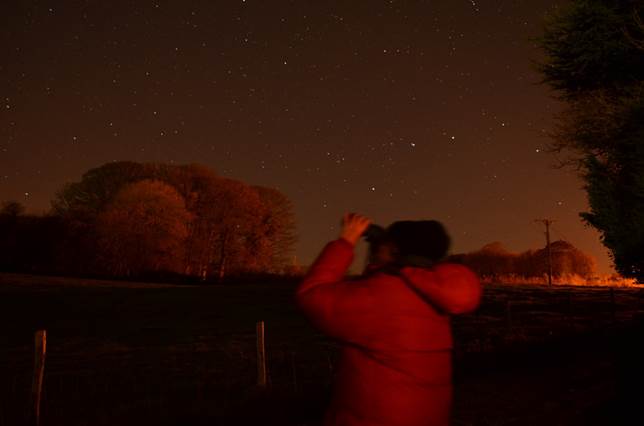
<box><xmin>295</xmin><ymin>213</ymin><xmax>482</xmax><ymax>426</ymax></box>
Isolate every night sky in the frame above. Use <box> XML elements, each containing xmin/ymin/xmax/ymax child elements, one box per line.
<box><xmin>0</xmin><ymin>1</ymin><xmax>613</xmax><ymax>273</ymax></box>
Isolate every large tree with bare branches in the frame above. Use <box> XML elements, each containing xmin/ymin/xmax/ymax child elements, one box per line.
<box><xmin>51</xmin><ymin>162</ymin><xmax>297</xmax><ymax>280</ymax></box>
<box><xmin>96</xmin><ymin>179</ymin><xmax>192</xmax><ymax>276</ymax></box>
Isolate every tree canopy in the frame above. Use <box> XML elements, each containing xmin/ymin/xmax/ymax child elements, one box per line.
<box><xmin>451</xmin><ymin>240</ymin><xmax>596</xmax><ymax>280</ymax></box>
<box><xmin>1</xmin><ymin>162</ymin><xmax>298</xmax><ymax>281</ymax></box>
<box><xmin>96</xmin><ymin>179</ymin><xmax>192</xmax><ymax>277</ymax></box>
<box><xmin>537</xmin><ymin>0</ymin><xmax>644</xmax><ymax>281</ymax></box>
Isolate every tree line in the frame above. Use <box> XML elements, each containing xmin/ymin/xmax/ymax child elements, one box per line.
<box><xmin>450</xmin><ymin>241</ymin><xmax>596</xmax><ymax>281</ymax></box>
<box><xmin>0</xmin><ymin>162</ymin><xmax>298</xmax><ymax>282</ymax></box>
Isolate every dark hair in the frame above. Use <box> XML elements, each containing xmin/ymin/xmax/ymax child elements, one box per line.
<box><xmin>385</xmin><ymin>220</ymin><xmax>450</xmax><ymax>262</ymax></box>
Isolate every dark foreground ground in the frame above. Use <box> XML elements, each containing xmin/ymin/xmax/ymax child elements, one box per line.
<box><xmin>2</xmin><ymin>273</ymin><xmax>644</xmax><ymax>426</ymax></box>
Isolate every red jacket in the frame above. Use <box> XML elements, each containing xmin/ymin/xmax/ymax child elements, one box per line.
<box><xmin>296</xmin><ymin>239</ymin><xmax>482</xmax><ymax>426</ymax></box>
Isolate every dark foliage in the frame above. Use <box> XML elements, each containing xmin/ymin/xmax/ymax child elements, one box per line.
<box><xmin>537</xmin><ymin>0</ymin><xmax>644</xmax><ymax>281</ymax></box>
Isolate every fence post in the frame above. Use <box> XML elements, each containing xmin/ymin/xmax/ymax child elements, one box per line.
<box><xmin>256</xmin><ymin>321</ymin><xmax>267</xmax><ymax>387</ymax></box>
<box><xmin>30</xmin><ymin>330</ymin><xmax>47</xmax><ymax>426</ymax></box>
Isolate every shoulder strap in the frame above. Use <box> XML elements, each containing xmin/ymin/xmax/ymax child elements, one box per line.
<box><xmin>390</xmin><ymin>267</ymin><xmax>447</xmax><ymax>315</ymax></box>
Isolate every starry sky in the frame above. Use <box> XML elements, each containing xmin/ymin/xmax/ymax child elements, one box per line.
<box><xmin>0</xmin><ymin>0</ymin><xmax>614</xmax><ymax>273</ymax></box>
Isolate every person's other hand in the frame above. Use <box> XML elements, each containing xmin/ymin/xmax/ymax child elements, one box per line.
<box><xmin>340</xmin><ymin>212</ymin><xmax>371</xmax><ymax>246</ymax></box>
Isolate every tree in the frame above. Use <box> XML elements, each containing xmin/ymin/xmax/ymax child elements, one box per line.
<box><xmin>537</xmin><ymin>0</ymin><xmax>644</xmax><ymax>281</ymax></box>
<box><xmin>51</xmin><ymin>161</ymin><xmax>299</xmax><ymax>280</ymax></box>
<box><xmin>96</xmin><ymin>179</ymin><xmax>192</xmax><ymax>276</ymax></box>
<box><xmin>533</xmin><ymin>240</ymin><xmax>596</xmax><ymax>278</ymax></box>
<box><xmin>0</xmin><ymin>201</ymin><xmax>25</xmax><ymax>217</ymax></box>
<box><xmin>253</xmin><ymin>185</ymin><xmax>298</xmax><ymax>273</ymax></box>
<box><xmin>186</xmin><ymin>178</ymin><xmax>267</xmax><ymax>281</ymax></box>
<box><xmin>52</xmin><ymin>161</ymin><xmax>149</xmax><ymax>216</ymax></box>
<box><xmin>515</xmin><ymin>250</ymin><xmax>541</xmax><ymax>278</ymax></box>
<box><xmin>461</xmin><ymin>242</ymin><xmax>517</xmax><ymax>279</ymax></box>
<box><xmin>452</xmin><ymin>240</ymin><xmax>596</xmax><ymax>280</ymax></box>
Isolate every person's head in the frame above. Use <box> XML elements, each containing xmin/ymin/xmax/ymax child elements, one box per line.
<box><xmin>368</xmin><ymin>239</ymin><xmax>398</xmax><ymax>266</ymax></box>
<box><xmin>363</xmin><ymin>224</ymin><xmax>396</xmax><ymax>267</ymax></box>
<box><xmin>385</xmin><ymin>220</ymin><xmax>451</xmax><ymax>264</ymax></box>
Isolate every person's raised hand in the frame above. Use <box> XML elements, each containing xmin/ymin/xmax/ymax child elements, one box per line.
<box><xmin>339</xmin><ymin>212</ymin><xmax>371</xmax><ymax>246</ymax></box>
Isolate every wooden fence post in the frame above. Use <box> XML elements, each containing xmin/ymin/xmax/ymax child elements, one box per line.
<box><xmin>30</xmin><ymin>330</ymin><xmax>47</xmax><ymax>426</ymax></box>
<box><xmin>256</xmin><ymin>321</ymin><xmax>267</xmax><ymax>387</ymax></box>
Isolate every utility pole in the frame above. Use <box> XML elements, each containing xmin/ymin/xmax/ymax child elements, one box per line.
<box><xmin>535</xmin><ymin>219</ymin><xmax>555</xmax><ymax>286</ymax></box>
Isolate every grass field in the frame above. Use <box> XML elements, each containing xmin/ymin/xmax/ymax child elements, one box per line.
<box><xmin>2</xmin><ymin>272</ymin><xmax>644</xmax><ymax>426</ymax></box>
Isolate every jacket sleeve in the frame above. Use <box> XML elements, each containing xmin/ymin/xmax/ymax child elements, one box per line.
<box><xmin>401</xmin><ymin>263</ymin><xmax>482</xmax><ymax>315</ymax></box>
<box><xmin>295</xmin><ymin>239</ymin><xmax>379</xmax><ymax>344</ymax></box>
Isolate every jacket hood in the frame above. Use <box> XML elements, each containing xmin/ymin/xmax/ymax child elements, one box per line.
<box><xmin>399</xmin><ymin>263</ymin><xmax>482</xmax><ymax>315</ymax></box>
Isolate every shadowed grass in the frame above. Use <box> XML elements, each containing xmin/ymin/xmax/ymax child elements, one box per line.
<box><xmin>1</xmin><ymin>273</ymin><xmax>644</xmax><ymax>425</ymax></box>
